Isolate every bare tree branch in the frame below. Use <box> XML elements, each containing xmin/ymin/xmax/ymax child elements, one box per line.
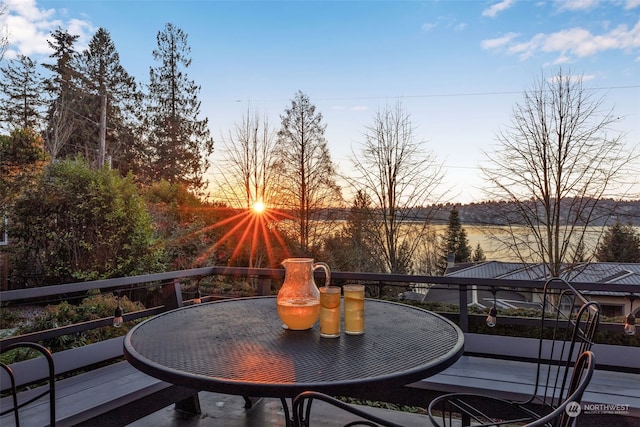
<box><xmin>210</xmin><ymin>106</ymin><xmax>279</xmax><ymax>267</ymax></box>
<box><xmin>481</xmin><ymin>68</ymin><xmax>639</xmax><ymax>277</ymax></box>
<box><xmin>0</xmin><ymin>4</ymin><xmax>9</xmax><ymax>62</ymax></box>
<box><xmin>349</xmin><ymin>101</ymin><xmax>448</xmax><ymax>274</ymax></box>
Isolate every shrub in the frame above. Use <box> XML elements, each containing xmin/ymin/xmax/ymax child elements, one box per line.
<box><xmin>16</xmin><ymin>293</ymin><xmax>144</xmax><ymax>353</ymax></box>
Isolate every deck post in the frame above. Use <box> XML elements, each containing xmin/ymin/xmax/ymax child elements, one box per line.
<box><xmin>459</xmin><ymin>284</ymin><xmax>468</xmax><ymax>333</ymax></box>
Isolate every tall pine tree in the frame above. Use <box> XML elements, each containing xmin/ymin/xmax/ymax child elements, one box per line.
<box><xmin>343</xmin><ymin>190</ymin><xmax>380</xmax><ymax>272</ymax></box>
<box><xmin>143</xmin><ymin>23</ymin><xmax>214</xmax><ymax>190</ymax></box>
<box><xmin>0</xmin><ymin>55</ymin><xmax>45</xmax><ymax>131</ymax></box>
<box><xmin>74</xmin><ymin>27</ymin><xmax>142</xmax><ymax>171</ymax></box>
<box><xmin>438</xmin><ymin>207</ymin><xmax>472</xmax><ymax>273</ymax></box>
<box><xmin>42</xmin><ymin>27</ymin><xmax>80</xmax><ymax>160</ymax></box>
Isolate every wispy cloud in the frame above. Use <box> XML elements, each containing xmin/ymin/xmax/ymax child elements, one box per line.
<box><xmin>482</xmin><ymin>19</ymin><xmax>640</xmax><ymax>62</ymax></box>
<box><xmin>421</xmin><ymin>22</ymin><xmax>437</xmax><ymax>32</ymax></box>
<box><xmin>626</xmin><ymin>0</ymin><xmax>640</xmax><ymax>9</ymax></box>
<box><xmin>555</xmin><ymin>0</ymin><xmax>601</xmax><ymax>11</ymax></box>
<box><xmin>2</xmin><ymin>0</ymin><xmax>93</xmax><ymax>60</ymax></box>
<box><xmin>421</xmin><ymin>16</ymin><xmax>467</xmax><ymax>32</ymax></box>
<box><xmin>331</xmin><ymin>105</ymin><xmax>369</xmax><ymax>112</ymax></box>
<box><xmin>481</xmin><ymin>32</ymin><xmax>520</xmax><ymax>50</ymax></box>
<box><xmin>555</xmin><ymin>0</ymin><xmax>640</xmax><ymax>11</ymax></box>
<box><xmin>482</xmin><ymin>0</ymin><xmax>515</xmax><ymax>18</ymax></box>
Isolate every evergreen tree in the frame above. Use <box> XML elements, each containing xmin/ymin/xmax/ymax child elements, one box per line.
<box><xmin>41</xmin><ymin>27</ymin><xmax>80</xmax><ymax>160</ymax></box>
<box><xmin>343</xmin><ymin>190</ymin><xmax>381</xmax><ymax>272</ymax></box>
<box><xmin>595</xmin><ymin>221</ymin><xmax>640</xmax><ymax>263</ymax></box>
<box><xmin>438</xmin><ymin>207</ymin><xmax>472</xmax><ymax>273</ymax></box>
<box><xmin>42</xmin><ymin>28</ymin><xmax>79</xmax><ymax>96</ymax></box>
<box><xmin>74</xmin><ymin>27</ymin><xmax>143</xmax><ymax>171</ymax></box>
<box><xmin>0</xmin><ymin>55</ymin><xmax>45</xmax><ymax>131</ymax></box>
<box><xmin>275</xmin><ymin>90</ymin><xmax>342</xmax><ymax>253</ymax></box>
<box><xmin>472</xmin><ymin>243</ymin><xmax>486</xmax><ymax>262</ymax></box>
<box><xmin>143</xmin><ymin>23</ymin><xmax>214</xmax><ymax>190</ymax></box>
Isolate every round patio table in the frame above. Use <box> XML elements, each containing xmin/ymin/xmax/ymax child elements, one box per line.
<box><xmin>124</xmin><ymin>296</ymin><xmax>463</xmax><ymax>421</ymax></box>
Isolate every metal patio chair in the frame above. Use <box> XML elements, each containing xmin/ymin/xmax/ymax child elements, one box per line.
<box><xmin>292</xmin><ymin>277</ymin><xmax>600</xmax><ymax>427</ymax></box>
<box><xmin>0</xmin><ymin>342</ymin><xmax>56</xmax><ymax>427</ymax></box>
<box><xmin>292</xmin><ymin>350</ymin><xmax>595</xmax><ymax>427</ymax></box>
<box><xmin>427</xmin><ymin>277</ymin><xmax>600</xmax><ymax>426</ymax></box>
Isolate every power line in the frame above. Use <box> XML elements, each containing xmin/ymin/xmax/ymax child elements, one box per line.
<box><xmin>230</xmin><ymin>85</ymin><xmax>640</xmax><ymax>104</ymax></box>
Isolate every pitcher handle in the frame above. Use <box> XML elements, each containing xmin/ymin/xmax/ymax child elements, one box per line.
<box><xmin>313</xmin><ymin>262</ymin><xmax>331</xmax><ymax>287</ymax></box>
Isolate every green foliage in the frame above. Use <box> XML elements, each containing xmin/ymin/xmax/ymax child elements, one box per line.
<box><xmin>0</xmin><ymin>128</ymin><xmax>48</xmax><ymax>208</ymax></box>
<box><xmin>321</xmin><ymin>190</ymin><xmax>382</xmax><ymax>273</ymax></box>
<box><xmin>144</xmin><ymin>180</ymin><xmax>228</xmax><ymax>269</ymax></box>
<box><xmin>145</xmin><ymin>179</ymin><xmax>202</xmax><ymax>207</ymax></box>
<box><xmin>595</xmin><ymin>221</ymin><xmax>640</xmax><ymax>262</ymax></box>
<box><xmin>0</xmin><ymin>308</ymin><xmax>19</xmax><ymax>329</ymax></box>
<box><xmin>472</xmin><ymin>243</ymin><xmax>486</xmax><ymax>262</ymax></box>
<box><xmin>13</xmin><ymin>293</ymin><xmax>143</xmax><ymax>353</ymax></box>
<box><xmin>143</xmin><ymin>23</ymin><xmax>214</xmax><ymax>191</ymax></box>
<box><xmin>438</xmin><ymin>207</ymin><xmax>473</xmax><ymax>272</ymax></box>
<box><xmin>0</xmin><ymin>54</ymin><xmax>45</xmax><ymax>130</ymax></box>
<box><xmin>67</xmin><ymin>28</ymin><xmax>143</xmax><ymax>171</ymax></box>
<box><xmin>199</xmin><ymin>278</ymin><xmax>260</xmax><ymax>298</ymax></box>
<box><xmin>7</xmin><ymin>159</ymin><xmax>165</xmax><ymax>286</ymax></box>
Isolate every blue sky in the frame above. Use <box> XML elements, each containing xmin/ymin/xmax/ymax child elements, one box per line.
<box><xmin>3</xmin><ymin>0</ymin><xmax>639</xmax><ymax>203</ymax></box>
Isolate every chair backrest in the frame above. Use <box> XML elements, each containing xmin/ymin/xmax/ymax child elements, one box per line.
<box><xmin>529</xmin><ymin>278</ymin><xmax>600</xmax><ymax>415</ymax></box>
<box><xmin>0</xmin><ymin>342</ymin><xmax>56</xmax><ymax>427</ymax></box>
<box><xmin>525</xmin><ymin>350</ymin><xmax>595</xmax><ymax>427</ymax></box>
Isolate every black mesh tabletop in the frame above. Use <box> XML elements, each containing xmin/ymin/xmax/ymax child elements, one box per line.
<box><xmin>124</xmin><ymin>296</ymin><xmax>464</xmax><ymax>399</ymax></box>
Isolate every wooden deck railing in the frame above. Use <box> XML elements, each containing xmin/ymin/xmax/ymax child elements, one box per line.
<box><xmin>1</xmin><ymin>266</ymin><xmax>638</xmax><ymax>349</ymax></box>
<box><xmin>1</xmin><ymin>267</ymin><xmax>639</xmax><ymax>425</ymax></box>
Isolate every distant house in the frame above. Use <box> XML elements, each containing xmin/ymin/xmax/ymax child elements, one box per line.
<box><xmin>416</xmin><ymin>261</ymin><xmax>639</xmax><ymax>319</ymax></box>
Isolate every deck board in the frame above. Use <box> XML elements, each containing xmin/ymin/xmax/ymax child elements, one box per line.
<box><xmin>410</xmin><ymin>355</ymin><xmax>640</xmax><ymax>417</ymax></box>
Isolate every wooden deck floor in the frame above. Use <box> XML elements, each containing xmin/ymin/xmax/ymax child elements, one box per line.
<box><xmin>126</xmin><ymin>391</ymin><xmax>432</xmax><ymax>427</ymax></box>
<box><xmin>126</xmin><ymin>390</ymin><xmax>639</xmax><ymax>427</ymax></box>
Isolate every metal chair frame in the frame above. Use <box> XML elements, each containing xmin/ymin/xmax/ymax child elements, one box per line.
<box><xmin>293</xmin><ymin>390</ymin><xmax>404</xmax><ymax>427</ymax></box>
<box><xmin>428</xmin><ymin>277</ymin><xmax>600</xmax><ymax>426</ymax></box>
<box><xmin>292</xmin><ymin>350</ymin><xmax>595</xmax><ymax>427</ymax></box>
<box><xmin>0</xmin><ymin>342</ymin><xmax>56</xmax><ymax>427</ymax></box>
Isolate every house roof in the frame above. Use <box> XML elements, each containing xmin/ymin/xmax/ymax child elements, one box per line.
<box><xmin>445</xmin><ymin>261</ymin><xmax>640</xmax><ymax>283</ymax></box>
<box><xmin>444</xmin><ymin>261</ymin><xmax>640</xmax><ymax>297</ymax></box>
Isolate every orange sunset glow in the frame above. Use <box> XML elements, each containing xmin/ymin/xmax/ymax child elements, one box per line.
<box><xmin>188</xmin><ymin>200</ymin><xmax>292</xmax><ymax>268</ymax></box>
<box><xmin>252</xmin><ymin>200</ymin><xmax>266</xmax><ymax>214</ymax></box>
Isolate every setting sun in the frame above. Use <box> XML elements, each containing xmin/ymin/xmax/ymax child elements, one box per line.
<box><xmin>252</xmin><ymin>201</ymin><xmax>266</xmax><ymax>214</ymax></box>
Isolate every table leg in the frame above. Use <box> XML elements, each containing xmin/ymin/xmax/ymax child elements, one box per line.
<box><xmin>174</xmin><ymin>394</ymin><xmax>201</xmax><ymax>415</ymax></box>
<box><xmin>288</xmin><ymin>396</ymin><xmax>315</xmax><ymax>427</ymax></box>
<box><xmin>243</xmin><ymin>396</ymin><xmax>255</xmax><ymax>408</ymax></box>
<box><xmin>281</xmin><ymin>398</ymin><xmax>292</xmax><ymax>427</ymax></box>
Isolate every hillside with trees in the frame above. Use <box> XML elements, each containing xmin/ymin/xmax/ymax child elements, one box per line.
<box><xmin>452</xmin><ymin>199</ymin><xmax>640</xmax><ymax>227</ymax></box>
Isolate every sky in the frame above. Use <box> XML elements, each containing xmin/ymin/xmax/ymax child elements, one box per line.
<box><xmin>2</xmin><ymin>0</ymin><xmax>639</xmax><ymax>204</ymax></box>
